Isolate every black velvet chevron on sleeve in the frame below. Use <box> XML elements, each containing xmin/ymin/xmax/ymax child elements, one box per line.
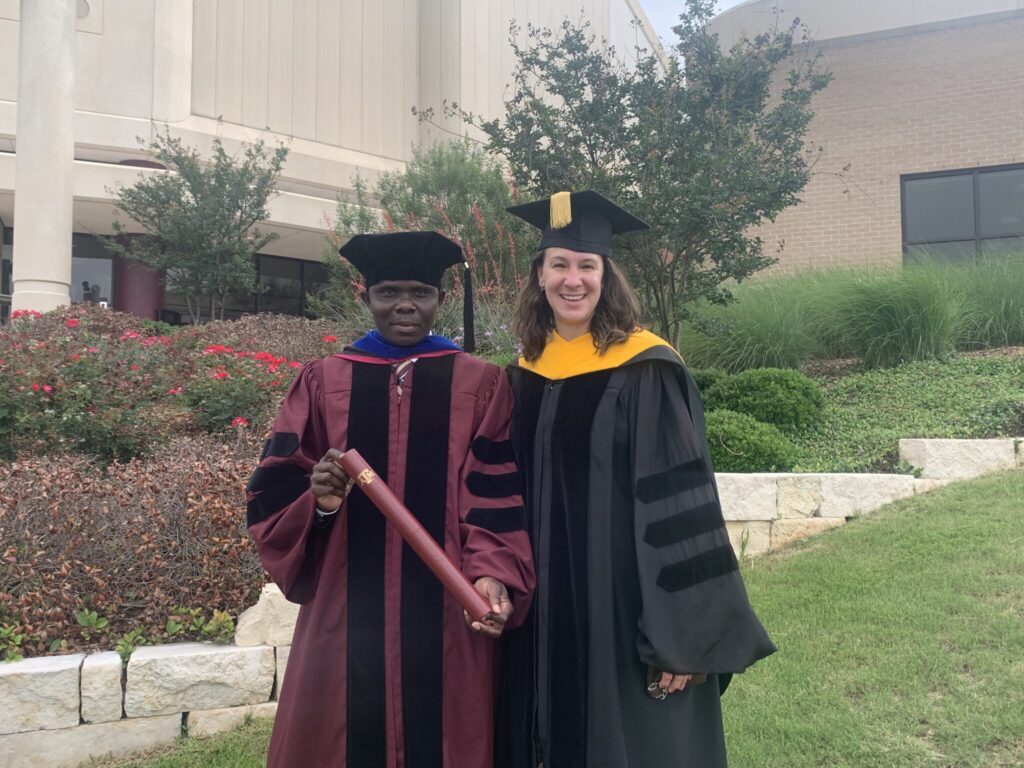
<box><xmin>471</xmin><ymin>436</ymin><xmax>516</xmax><ymax>465</ymax></box>
<box><xmin>466</xmin><ymin>471</ymin><xmax>522</xmax><ymax>499</ymax></box>
<box><xmin>635</xmin><ymin>458</ymin><xmax>709</xmax><ymax>503</ymax></box>
<box><xmin>246</xmin><ymin>473</ymin><xmax>310</xmax><ymax>527</ymax></box>
<box><xmin>265</xmin><ymin>431</ymin><xmax>300</xmax><ymax>458</ymax></box>
<box><xmin>246</xmin><ymin>463</ymin><xmax>308</xmax><ymax>493</ymax></box>
<box><xmin>655</xmin><ymin>545</ymin><xmax>738</xmax><ymax>593</ymax></box>
<box><xmin>466</xmin><ymin>506</ymin><xmax>527</xmax><ymax>533</ymax></box>
<box><xmin>642</xmin><ymin>501</ymin><xmax>724</xmax><ymax>548</ymax></box>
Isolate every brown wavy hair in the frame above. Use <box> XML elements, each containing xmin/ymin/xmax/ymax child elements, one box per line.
<box><xmin>515</xmin><ymin>249</ymin><xmax>641</xmax><ymax>362</ymax></box>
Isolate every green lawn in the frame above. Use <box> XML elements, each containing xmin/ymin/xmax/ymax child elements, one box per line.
<box><xmin>84</xmin><ymin>716</ymin><xmax>272</xmax><ymax>768</ymax></box>
<box><xmin>796</xmin><ymin>354</ymin><xmax>1024</xmax><ymax>471</ymax></box>
<box><xmin>87</xmin><ymin>471</ymin><xmax>1024</xmax><ymax>768</ymax></box>
<box><xmin>724</xmin><ymin>469</ymin><xmax>1024</xmax><ymax>767</ymax></box>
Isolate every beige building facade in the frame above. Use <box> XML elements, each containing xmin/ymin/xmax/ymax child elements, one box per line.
<box><xmin>0</xmin><ymin>0</ymin><xmax>658</xmax><ymax>321</ymax></box>
<box><xmin>708</xmin><ymin>0</ymin><xmax>1024</xmax><ymax>273</ymax></box>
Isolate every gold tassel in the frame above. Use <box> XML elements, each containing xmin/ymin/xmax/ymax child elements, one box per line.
<box><xmin>549</xmin><ymin>191</ymin><xmax>572</xmax><ymax>229</ymax></box>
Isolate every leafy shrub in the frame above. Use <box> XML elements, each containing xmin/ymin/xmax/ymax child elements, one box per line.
<box><xmin>0</xmin><ymin>305</ymin><xmax>351</xmax><ymax>459</ymax></box>
<box><xmin>0</xmin><ymin>434</ymin><xmax>265</xmax><ymax>658</ymax></box>
<box><xmin>705</xmin><ymin>368</ymin><xmax>824</xmax><ymax>435</ymax></box>
<box><xmin>1</xmin><ymin>305</ymin><xmax>188</xmax><ymax>462</ymax></box>
<box><xmin>705</xmin><ymin>409</ymin><xmax>800</xmax><ymax>473</ymax></box>
<box><xmin>689</xmin><ymin>367</ymin><xmax>729</xmax><ymax>395</ymax></box>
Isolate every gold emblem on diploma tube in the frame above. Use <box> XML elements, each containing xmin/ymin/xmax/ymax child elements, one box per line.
<box><xmin>356</xmin><ymin>469</ymin><xmax>376</xmax><ymax>487</ymax></box>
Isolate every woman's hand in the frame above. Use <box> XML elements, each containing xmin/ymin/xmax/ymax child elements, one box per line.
<box><xmin>657</xmin><ymin>670</ymin><xmax>693</xmax><ymax>694</ymax></box>
<box><xmin>465</xmin><ymin>576</ymin><xmax>513</xmax><ymax>638</ymax></box>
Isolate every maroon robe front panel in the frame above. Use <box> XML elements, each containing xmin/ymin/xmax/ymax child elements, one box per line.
<box><xmin>247</xmin><ymin>351</ymin><xmax>534</xmax><ymax>768</ymax></box>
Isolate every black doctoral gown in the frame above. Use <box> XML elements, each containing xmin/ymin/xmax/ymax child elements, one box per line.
<box><xmin>497</xmin><ymin>330</ymin><xmax>776</xmax><ymax>768</ymax></box>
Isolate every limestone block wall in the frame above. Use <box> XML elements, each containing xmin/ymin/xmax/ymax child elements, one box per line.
<box><xmin>1</xmin><ymin>438</ymin><xmax>1019</xmax><ymax>767</ymax></box>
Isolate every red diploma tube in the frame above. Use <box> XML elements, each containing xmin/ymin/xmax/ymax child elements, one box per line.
<box><xmin>336</xmin><ymin>449</ymin><xmax>494</xmax><ymax>623</ymax></box>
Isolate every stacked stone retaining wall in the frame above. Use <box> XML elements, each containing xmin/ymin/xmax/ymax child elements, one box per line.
<box><xmin>2</xmin><ymin>438</ymin><xmax>1020</xmax><ymax>767</ymax></box>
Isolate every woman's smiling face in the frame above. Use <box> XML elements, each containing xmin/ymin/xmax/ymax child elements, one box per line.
<box><xmin>537</xmin><ymin>247</ymin><xmax>604</xmax><ymax>339</ymax></box>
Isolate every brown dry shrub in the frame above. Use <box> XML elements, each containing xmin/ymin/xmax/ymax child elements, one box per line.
<box><xmin>0</xmin><ymin>433</ymin><xmax>266</xmax><ymax>657</ymax></box>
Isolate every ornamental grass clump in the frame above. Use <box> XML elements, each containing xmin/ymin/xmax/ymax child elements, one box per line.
<box><xmin>679</xmin><ymin>282</ymin><xmax>824</xmax><ymax>373</ymax></box>
<box><xmin>821</xmin><ymin>266</ymin><xmax>970</xmax><ymax>368</ymax></box>
<box><xmin>956</xmin><ymin>254</ymin><xmax>1024</xmax><ymax>349</ymax></box>
<box><xmin>705</xmin><ymin>409</ymin><xmax>799</xmax><ymax>473</ymax></box>
<box><xmin>704</xmin><ymin>368</ymin><xmax>825</xmax><ymax>435</ymax></box>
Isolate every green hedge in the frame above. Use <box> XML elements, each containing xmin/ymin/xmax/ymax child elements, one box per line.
<box><xmin>705</xmin><ymin>409</ymin><xmax>799</xmax><ymax>473</ymax></box>
<box><xmin>704</xmin><ymin>368</ymin><xmax>824</xmax><ymax>435</ymax></box>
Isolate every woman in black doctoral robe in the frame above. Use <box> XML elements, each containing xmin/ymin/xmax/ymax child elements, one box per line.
<box><xmin>498</xmin><ymin>191</ymin><xmax>776</xmax><ymax>768</ymax></box>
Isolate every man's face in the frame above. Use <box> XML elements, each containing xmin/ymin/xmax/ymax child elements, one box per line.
<box><xmin>363</xmin><ymin>280</ymin><xmax>443</xmax><ymax>346</ymax></box>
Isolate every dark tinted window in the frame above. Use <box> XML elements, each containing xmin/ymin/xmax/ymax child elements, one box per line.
<box><xmin>904</xmin><ymin>174</ymin><xmax>974</xmax><ymax>243</ymax></box>
<box><xmin>903</xmin><ymin>164</ymin><xmax>1024</xmax><ymax>261</ymax></box>
<box><xmin>258</xmin><ymin>256</ymin><xmax>302</xmax><ymax>315</ymax></box>
<box><xmin>979</xmin><ymin>168</ymin><xmax>1024</xmax><ymax>238</ymax></box>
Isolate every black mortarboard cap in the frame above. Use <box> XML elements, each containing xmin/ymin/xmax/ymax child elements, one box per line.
<box><xmin>339</xmin><ymin>231</ymin><xmax>463</xmax><ymax>287</ymax></box>
<box><xmin>339</xmin><ymin>230</ymin><xmax>477</xmax><ymax>352</ymax></box>
<box><xmin>505</xmin><ymin>190</ymin><xmax>648</xmax><ymax>257</ymax></box>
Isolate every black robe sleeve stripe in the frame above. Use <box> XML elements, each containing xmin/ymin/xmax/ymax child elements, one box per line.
<box><xmin>466</xmin><ymin>506</ymin><xmax>527</xmax><ymax>533</ymax></box>
<box><xmin>471</xmin><ymin>436</ymin><xmax>516</xmax><ymax>465</ymax></box>
<box><xmin>642</xmin><ymin>501</ymin><xmax>726</xmax><ymax>548</ymax></box>
<box><xmin>246</xmin><ymin>463</ymin><xmax>308</xmax><ymax>493</ymax></box>
<box><xmin>466</xmin><ymin>471</ymin><xmax>521</xmax><ymax>499</ymax></box>
<box><xmin>655</xmin><ymin>545</ymin><xmax>739</xmax><ymax>592</ymax></box>
<box><xmin>246</xmin><ymin>473</ymin><xmax>310</xmax><ymax>527</ymax></box>
<box><xmin>635</xmin><ymin>458</ymin><xmax>711</xmax><ymax>503</ymax></box>
<box><xmin>628</xmin><ymin>358</ymin><xmax>776</xmax><ymax>674</ymax></box>
<box><xmin>259</xmin><ymin>439</ymin><xmax>271</xmax><ymax>461</ymax></box>
<box><xmin>266</xmin><ymin>431</ymin><xmax>300</xmax><ymax>457</ymax></box>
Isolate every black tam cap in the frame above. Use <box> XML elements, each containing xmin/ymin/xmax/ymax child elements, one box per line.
<box><xmin>339</xmin><ymin>231</ymin><xmax>463</xmax><ymax>287</ymax></box>
<box><xmin>506</xmin><ymin>190</ymin><xmax>648</xmax><ymax>257</ymax></box>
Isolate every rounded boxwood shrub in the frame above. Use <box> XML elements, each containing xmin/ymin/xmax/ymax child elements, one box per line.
<box><xmin>705</xmin><ymin>409</ymin><xmax>800</xmax><ymax>473</ymax></box>
<box><xmin>704</xmin><ymin>367</ymin><xmax>824</xmax><ymax>435</ymax></box>
<box><xmin>689</xmin><ymin>367</ymin><xmax>729</xmax><ymax>395</ymax></box>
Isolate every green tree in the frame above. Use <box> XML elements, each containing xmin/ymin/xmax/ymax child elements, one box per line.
<box><xmin>312</xmin><ymin>139</ymin><xmax>532</xmax><ymax>319</ymax></box>
<box><xmin>450</xmin><ymin>0</ymin><xmax>831</xmax><ymax>346</ymax></box>
<box><xmin>107</xmin><ymin>130</ymin><xmax>289</xmax><ymax>323</ymax></box>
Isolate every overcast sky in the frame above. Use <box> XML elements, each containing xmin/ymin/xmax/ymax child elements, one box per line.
<box><xmin>639</xmin><ymin>0</ymin><xmax>749</xmax><ymax>42</ymax></box>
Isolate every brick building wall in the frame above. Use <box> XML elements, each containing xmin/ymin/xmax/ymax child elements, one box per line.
<box><xmin>757</xmin><ymin>14</ymin><xmax>1024</xmax><ymax>274</ymax></box>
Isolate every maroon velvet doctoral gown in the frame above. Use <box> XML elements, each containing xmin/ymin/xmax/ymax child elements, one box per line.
<box><xmin>247</xmin><ymin>348</ymin><xmax>535</xmax><ymax>768</ymax></box>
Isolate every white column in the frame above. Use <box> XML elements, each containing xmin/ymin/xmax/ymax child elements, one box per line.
<box><xmin>11</xmin><ymin>0</ymin><xmax>77</xmax><ymax>313</ymax></box>
<box><xmin>152</xmin><ymin>0</ymin><xmax>194</xmax><ymax>125</ymax></box>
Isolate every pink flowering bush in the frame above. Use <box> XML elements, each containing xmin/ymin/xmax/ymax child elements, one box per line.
<box><xmin>0</xmin><ymin>305</ymin><xmax>347</xmax><ymax>462</ymax></box>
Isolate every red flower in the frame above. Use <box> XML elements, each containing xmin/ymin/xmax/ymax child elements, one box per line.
<box><xmin>31</xmin><ymin>383</ymin><xmax>40</xmax><ymax>391</ymax></box>
<box><xmin>66</xmin><ymin>319</ymin><xmax>80</xmax><ymax>328</ymax></box>
<box><xmin>211</xmin><ymin>370</ymin><xmax>230</xmax><ymax>380</ymax></box>
<box><xmin>231</xmin><ymin>416</ymin><xmax>249</xmax><ymax>428</ymax></box>
<box><xmin>68</xmin><ymin>354</ymin><xmax>81</xmax><ymax>361</ymax></box>
<box><xmin>323</xmin><ymin>335</ymin><xmax>338</xmax><ymax>343</ymax></box>
<box><xmin>42</xmin><ymin>384</ymin><xmax>53</xmax><ymax>394</ymax></box>
<box><xmin>87</xmin><ymin>347</ymin><xmax>99</xmax><ymax>353</ymax></box>
<box><xmin>167</xmin><ymin>386</ymin><xmax>183</xmax><ymax>395</ymax></box>
<box><xmin>119</xmin><ymin>331</ymin><xmax>141</xmax><ymax>340</ymax></box>
<box><xmin>288</xmin><ymin>361</ymin><xmax>302</xmax><ymax>368</ymax></box>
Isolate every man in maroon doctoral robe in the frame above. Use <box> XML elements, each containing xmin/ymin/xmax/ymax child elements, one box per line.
<box><xmin>246</xmin><ymin>231</ymin><xmax>535</xmax><ymax>768</ymax></box>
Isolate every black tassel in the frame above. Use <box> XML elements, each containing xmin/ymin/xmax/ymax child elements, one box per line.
<box><xmin>462</xmin><ymin>262</ymin><xmax>475</xmax><ymax>353</ymax></box>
